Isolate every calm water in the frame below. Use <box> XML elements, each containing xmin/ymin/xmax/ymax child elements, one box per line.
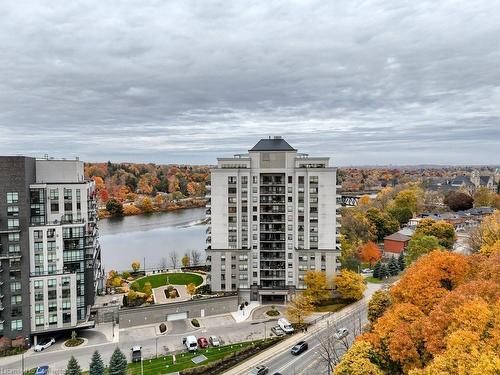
<box><xmin>98</xmin><ymin>208</ymin><xmax>207</xmax><ymax>272</ymax></box>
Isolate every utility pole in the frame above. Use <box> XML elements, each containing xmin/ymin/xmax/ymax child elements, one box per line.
<box><xmin>155</xmin><ymin>337</ymin><xmax>158</xmax><ymax>359</ymax></box>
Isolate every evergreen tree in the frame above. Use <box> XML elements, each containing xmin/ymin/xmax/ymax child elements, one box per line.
<box><xmin>65</xmin><ymin>356</ymin><xmax>82</xmax><ymax>375</ymax></box>
<box><xmin>109</xmin><ymin>347</ymin><xmax>127</xmax><ymax>375</ymax></box>
<box><xmin>373</xmin><ymin>261</ymin><xmax>382</xmax><ymax>279</ymax></box>
<box><xmin>89</xmin><ymin>350</ymin><xmax>105</xmax><ymax>375</ymax></box>
<box><xmin>398</xmin><ymin>251</ymin><xmax>406</xmax><ymax>271</ymax></box>
<box><xmin>379</xmin><ymin>264</ymin><xmax>389</xmax><ymax>279</ymax></box>
<box><xmin>388</xmin><ymin>256</ymin><xmax>399</xmax><ymax>276</ymax></box>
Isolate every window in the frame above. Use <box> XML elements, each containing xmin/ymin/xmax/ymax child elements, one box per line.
<box><xmin>7</xmin><ymin>219</ymin><xmax>19</xmax><ymax>229</ymax></box>
<box><xmin>239</xmin><ymin>264</ymin><xmax>248</xmax><ymax>271</ymax></box>
<box><xmin>310</xmin><ymin>176</ymin><xmax>319</xmax><ymax>183</ymax></box>
<box><xmin>47</xmin><ymin>279</ymin><xmax>56</xmax><ymax>288</ymax></box>
<box><xmin>47</xmin><ymin>228</ymin><xmax>55</xmax><ymax>238</ymax></box>
<box><xmin>7</xmin><ymin>192</ymin><xmax>19</xmax><ymax>204</ymax></box>
<box><xmin>34</xmin><ymin>280</ymin><xmax>44</xmax><ymax>289</ymax></box>
<box><xmin>253</xmin><ymin>176</ymin><xmax>257</xmax><ymax>184</ymax></box>
<box><xmin>10</xmin><ymin>281</ymin><xmax>21</xmax><ymax>292</ymax></box>
<box><xmin>62</xmin><ymin>300</ymin><xmax>71</xmax><ymax>310</ymax></box>
<box><xmin>298</xmin><ymin>176</ymin><xmax>304</xmax><ymax>184</ymax></box>
<box><xmin>35</xmin><ymin>316</ymin><xmax>45</xmax><ymax>327</ymax></box>
<box><xmin>288</xmin><ymin>176</ymin><xmax>292</xmax><ymax>183</ymax></box>
<box><xmin>11</xmin><ymin>320</ymin><xmax>22</xmax><ymax>331</ymax></box>
<box><xmin>11</xmin><ymin>295</ymin><xmax>22</xmax><ymax>305</ymax></box>
<box><xmin>49</xmin><ymin>301</ymin><xmax>57</xmax><ymax>312</ymax></box>
<box><xmin>8</xmin><ymin>244</ymin><xmax>20</xmax><ymax>253</ymax></box>
<box><xmin>7</xmin><ymin>206</ymin><xmax>19</xmax><ymax>217</ymax></box>
<box><xmin>49</xmin><ymin>313</ymin><xmax>57</xmax><ymax>324</ymax></box>
<box><xmin>35</xmin><ymin>303</ymin><xmax>44</xmax><ymax>313</ymax></box>
<box><xmin>8</xmin><ymin>233</ymin><xmax>20</xmax><ymax>242</ymax></box>
<box><xmin>64</xmin><ymin>188</ymin><xmax>72</xmax><ymax>200</ymax></box>
<box><xmin>49</xmin><ymin>189</ymin><xmax>59</xmax><ymax>200</ymax></box>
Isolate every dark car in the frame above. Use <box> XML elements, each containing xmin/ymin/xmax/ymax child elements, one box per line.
<box><xmin>35</xmin><ymin>366</ymin><xmax>49</xmax><ymax>375</ymax></box>
<box><xmin>131</xmin><ymin>346</ymin><xmax>142</xmax><ymax>362</ymax></box>
<box><xmin>197</xmin><ymin>337</ymin><xmax>209</xmax><ymax>348</ymax></box>
<box><xmin>291</xmin><ymin>341</ymin><xmax>308</xmax><ymax>355</ymax></box>
<box><xmin>248</xmin><ymin>365</ymin><xmax>269</xmax><ymax>375</ymax></box>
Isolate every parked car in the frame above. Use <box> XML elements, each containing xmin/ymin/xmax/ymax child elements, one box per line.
<box><xmin>197</xmin><ymin>337</ymin><xmax>209</xmax><ymax>348</ymax></box>
<box><xmin>35</xmin><ymin>366</ymin><xmax>49</xmax><ymax>375</ymax></box>
<box><xmin>361</xmin><ymin>268</ymin><xmax>372</xmax><ymax>274</ymax></box>
<box><xmin>277</xmin><ymin>318</ymin><xmax>294</xmax><ymax>334</ymax></box>
<box><xmin>334</xmin><ymin>327</ymin><xmax>349</xmax><ymax>340</ymax></box>
<box><xmin>271</xmin><ymin>325</ymin><xmax>286</xmax><ymax>337</ymax></box>
<box><xmin>34</xmin><ymin>338</ymin><xmax>55</xmax><ymax>352</ymax></box>
<box><xmin>131</xmin><ymin>346</ymin><xmax>142</xmax><ymax>362</ymax></box>
<box><xmin>291</xmin><ymin>341</ymin><xmax>308</xmax><ymax>355</ymax></box>
<box><xmin>209</xmin><ymin>335</ymin><xmax>220</xmax><ymax>347</ymax></box>
<box><xmin>182</xmin><ymin>335</ymin><xmax>198</xmax><ymax>351</ymax></box>
<box><xmin>248</xmin><ymin>365</ymin><xmax>269</xmax><ymax>375</ymax></box>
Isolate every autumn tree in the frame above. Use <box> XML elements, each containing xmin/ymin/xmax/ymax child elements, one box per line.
<box><xmin>285</xmin><ymin>294</ymin><xmax>314</xmax><ymax>327</ymax></box>
<box><xmin>181</xmin><ymin>254</ymin><xmax>190</xmax><ymax>267</ymax></box>
<box><xmin>140</xmin><ymin>197</ymin><xmax>154</xmax><ymax>213</ymax></box>
<box><xmin>415</xmin><ymin>218</ymin><xmax>456</xmax><ymax>249</ymax></box>
<box><xmin>469</xmin><ymin>211</ymin><xmax>500</xmax><ymax>253</ymax></box>
<box><xmin>335</xmin><ymin>269</ymin><xmax>366</xmax><ymax>301</ymax></box>
<box><xmin>303</xmin><ymin>270</ymin><xmax>330</xmax><ymax>304</ymax></box>
<box><xmin>335</xmin><ymin>341</ymin><xmax>384</xmax><ymax>375</ymax></box>
<box><xmin>365</xmin><ymin>208</ymin><xmax>400</xmax><ymax>242</ymax></box>
<box><xmin>186</xmin><ymin>283</ymin><xmax>197</xmax><ymax>296</ymax></box>
<box><xmin>143</xmin><ymin>282</ymin><xmax>153</xmax><ymax>297</ymax></box>
<box><xmin>340</xmin><ymin>209</ymin><xmax>377</xmax><ymax>243</ymax></box>
<box><xmin>339</xmin><ymin>234</ymin><xmax>361</xmax><ymax>272</ymax></box>
<box><xmin>368</xmin><ymin>290</ymin><xmax>392</xmax><ymax>323</ymax></box>
<box><xmin>131</xmin><ymin>260</ymin><xmax>140</xmax><ymax>272</ymax></box>
<box><xmin>358</xmin><ymin>241</ymin><xmax>382</xmax><ymax>266</ymax></box>
<box><xmin>443</xmin><ymin>191</ymin><xmax>473</xmax><ymax>211</ymax></box>
<box><xmin>405</xmin><ymin>234</ymin><xmax>441</xmax><ymax>265</ymax></box>
<box><xmin>473</xmin><ymin>187</ymin><xmax>496</xmax><ymax>207</ymax></box>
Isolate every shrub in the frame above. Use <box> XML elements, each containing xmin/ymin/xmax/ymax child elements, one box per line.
<box><xmin>159</xmin><ymin>323</ymin><xmax>167</xmax><ymax>333</ymax></box>
<box><xmin>122</xmin><ymin>271</ymin><xmax>131</xmax><ymax>279</ymax></box>
<box><xmin>191</xmin><ymin>319</ymin><xmax>200</xmax><ymax>327</ymax></box>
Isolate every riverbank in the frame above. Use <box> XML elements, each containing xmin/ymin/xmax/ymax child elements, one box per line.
<box><xmin>98</xmin><ymin>197</ymin><xmax>207</xmax><ymax>219</ymax></box>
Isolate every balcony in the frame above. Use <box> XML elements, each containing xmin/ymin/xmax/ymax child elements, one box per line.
<box><xmin>206</xmin><ymin>237</ymin><xmax>211</xmax><ymax>243</ymax></box>
<box><xmin>206</xmin><ymin>209</ymin><xmax>211</xmax><ymax>215</ymax></box>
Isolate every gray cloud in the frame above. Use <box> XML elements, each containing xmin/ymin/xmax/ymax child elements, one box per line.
<box><xmin>0</xmin><ymin>0</ymin><xmax>499</xmax><ymax>165</ymax></box>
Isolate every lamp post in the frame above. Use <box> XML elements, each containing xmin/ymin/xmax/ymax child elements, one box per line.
<box><xmin>155</xmin><ymin>337</ymin><xmax>158</xmax><ymax>359</ymax></box>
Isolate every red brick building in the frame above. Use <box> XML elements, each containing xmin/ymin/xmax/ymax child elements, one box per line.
<box><xmin>383</xmin><ymin>232</ymin><xmax>411</xmax><ymax>256</ymax></box>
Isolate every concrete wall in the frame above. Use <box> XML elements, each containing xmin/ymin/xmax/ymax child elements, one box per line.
<box><xmin>119</xmin><ymin>295</ymin><xmax>239</xmax><ymax>329</ymax></box>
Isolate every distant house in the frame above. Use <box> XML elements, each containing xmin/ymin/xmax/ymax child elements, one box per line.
<box><xmin>383</xmin><ymin>232</ymin><xmax>412</xmax><ymax>256</ymax></box>
<box><xmin>428</xmin><ymin>169</ymin><xmax>499</xmax><ymax>195</ymax></box>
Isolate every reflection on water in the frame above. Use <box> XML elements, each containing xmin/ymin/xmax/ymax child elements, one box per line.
<box><xmin>98</xmin><ymin>208</ymin><xmax>206</xmax><ymax>271</ymax></box>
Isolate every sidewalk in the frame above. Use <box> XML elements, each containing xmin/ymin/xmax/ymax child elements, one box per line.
<box><xmin>222</xmin><ymin>282</ymin><xmax>383</xmax><ymax>375</ymax></box>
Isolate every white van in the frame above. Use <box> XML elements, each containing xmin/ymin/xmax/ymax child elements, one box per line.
<box><xmin>278</xmin><ymin>318</ymin><xmax>294</xmax><ymax>334</ymax></box>
<box><xmin>182</xmin><ymin>335</ymin><xmax>198</xmax><ymax>351</ymax></box>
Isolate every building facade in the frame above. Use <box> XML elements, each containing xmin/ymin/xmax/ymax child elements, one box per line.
<box><xmin>206</xmin><ymin>137</ymin><xmax>341</xmax><ymax>303</ymax></box>
<box><xmin>0</xmin><ymin>157</ymin><xmax>103</xmax><ymax>342</ymax></box>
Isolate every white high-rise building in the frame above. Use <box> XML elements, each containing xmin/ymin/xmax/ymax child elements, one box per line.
<box><xmin>206</xmin><ymin>137</ymin><xmax>341</xmax><ymax>303</ymax></box>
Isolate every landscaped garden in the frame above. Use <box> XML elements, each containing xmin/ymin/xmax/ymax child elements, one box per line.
<box><xmin>131</xmin><ymin>272</ymin><xmax>203</xmax><ymax>290</ymax></box>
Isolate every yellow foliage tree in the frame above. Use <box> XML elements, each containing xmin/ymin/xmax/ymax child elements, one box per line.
<box><xmin>480</xmin><ymin>239</ymin><xmax>500</xmax><ymax>256</ymax></box>
<box><xmin>181</xmin><ymin>254</ymin><xmax>190</xmax><ymax>267</ymax></box>
<box><xmin>303</xmin><ymin>270</ymin><xmax>330</xmax><ymax>304</ymax></box>
<box><xmin>335</xmin><ymin>340</ymin><xmax>384</xmax><ymax>375</ymax></box>
<box><xmin>123</xmin><ymin>204</ymin><xmax>141</xmax><ymax>216</ymax></box>
<box><xmin>143</xmin><ymin>282</ymin><xmax>153</xmax><ymax>297</ymax></box>
<box><xmin>131</xmin><ymin>260</ymin><xmax>141</xmax><ymax>272</ymax></box>
<box><xmin>335</xmin><ymin>269</ymin><xmax>366</xmax><ymax>301</ymax></box>
<box><xmin>285</xmin><ymin>294</ymin><xmax>314</xmax><ymax>326</ymax></box>
<box><xmin>186</xmin><ymin>283</ymin><xmax>197</xmax><ymax>296</ymax></box>
<box><xmin>141</xmin><ymin>197</ymin><xmax>154</xmax><ymax>213</ymax></box>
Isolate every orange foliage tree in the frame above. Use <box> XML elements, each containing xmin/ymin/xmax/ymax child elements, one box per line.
<box><xmin>358</xmin><ymin>241</ymin><xmax>382</xmax><ymax>266</ymax></box>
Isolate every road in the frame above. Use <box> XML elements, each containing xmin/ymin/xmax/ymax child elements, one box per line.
<box><xmin>223</xmin><ymin>282</ymin><xmax>382</xmax><ymax>375</ymax></box>
<box><xmin>263</xmin><ymin>303</ymin><xmax>367</xmax><ymax>375</ymax></box>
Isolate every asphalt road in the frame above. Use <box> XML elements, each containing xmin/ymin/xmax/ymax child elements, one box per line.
<box><xmin>264</xmin><ymin>303</ymin><xmax>368</xmax><ymax>375</ymax></box>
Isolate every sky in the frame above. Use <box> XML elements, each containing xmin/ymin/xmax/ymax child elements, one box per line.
<box><xmin>1</xmin><ymin>0</ymin><xmax>499</xmax><ymax>166</ymax></box>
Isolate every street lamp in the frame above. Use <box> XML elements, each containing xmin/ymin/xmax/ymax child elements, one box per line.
<box><xmin>155</xmin><ymin>337</ymin><xmax>158</xmax><ymax>359</ymax></box>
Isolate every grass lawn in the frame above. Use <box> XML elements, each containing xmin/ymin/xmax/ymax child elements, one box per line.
<box><xmin>132</xmin><ymin>272</ymin><xmax>203</xmax><ymax>290</ymax></box>
<box><xmin>365</xmin><ymin>276</ymin><xmax>384</xmax><ymax>284</ymax></box>
<box><xmin>315</xmin><ymin>302</ymin><xmax>348</xmax><ymax>313</ymax></box>
<box><xmin>81</xmin><ymin>341</ymin><xmax>265</xmax><ymax>375</ymax></box>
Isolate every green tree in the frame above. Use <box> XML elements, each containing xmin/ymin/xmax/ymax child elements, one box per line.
<box><xmin>406</xmin><ymin>234</ymin><xmax>441</xmax><ymax>265</ymax></box>
<box><xmin>379</xmin><ymin>264</ymin><xmax>388</xmax><ymax>279</ymax></box>
<box><xmin>368</xmin><ymin>290</ymin><xmax>392</xmax><ymax>323</ymax></box>
<box><xmin>106</xmin><ymin>199</ymin><xmax>124</xmax><ymax>217</ymax></box>
<box><xmin>340</xmin><ymin>255</ymin><xmax>361</xmax><ymax>272</ymax></box>
<box><xmin>388</xmin><ymin>256</ymin><xmax>399</xmax><ymax>276</ymax></box>
<box><xmin>340</xmin><ymin>209</ymin><xmax>377</xmax><ymax>243</ymax></box>
<box><xmin>373</xmin><ymin>261</ymin><xmax>382</xmax><ymax>279</ymax></box>
<box><xmin>388</xmin><ymin>205</ymin><xmax>413</xmax><ymax>225</ymax></box>
<box><xmin>65</xmin><ymin>356</ymin><xmax>82</xmax><ymax>375</ymax></box>
<box><xmin>398</xmin><ymin>251</ymin><xmax>406</xmax><ymax>271</ymax></box>
<box><xmin>415</xmin><ymin>218</ymin><xmax>456</xmax><ymax>249</ymax></box>
<box><xmin>109</xmin><ymin>347</ymin><xmax>127</xmax><ymax>375</ymax></box>
<box><xmin>89</xmin><ymin>351</ymin><xmax>105</xmax><ymax>375</ymax></box>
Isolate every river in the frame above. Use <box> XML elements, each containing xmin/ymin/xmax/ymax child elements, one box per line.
<box><xmin>98</xmin><ymin>207</ymin><xmax>207</xmax><ymax>272</ymax></box>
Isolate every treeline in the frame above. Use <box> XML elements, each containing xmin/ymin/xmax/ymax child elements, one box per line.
<box><xmin>84</xmin><ymin>162</ymin><xmax>210</xmax><ymax>217</ymax></box>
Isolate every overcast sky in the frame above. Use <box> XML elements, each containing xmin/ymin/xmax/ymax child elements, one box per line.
<box><xmin>1</xmin><ymin>1</ymin><xmax>499</xmax><ymax>166</ymax></box>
